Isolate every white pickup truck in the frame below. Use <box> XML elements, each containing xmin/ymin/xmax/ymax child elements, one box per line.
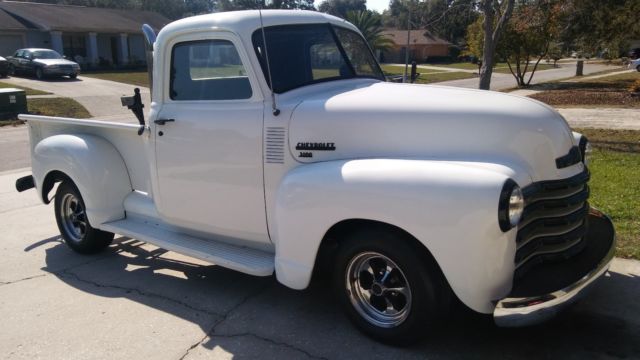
<box><xmin>16</xmin><ymin>10</ymin><xmax>615</xmax><ymax>345</ymax></box>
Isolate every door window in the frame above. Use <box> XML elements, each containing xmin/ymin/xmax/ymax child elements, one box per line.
<box><xmin>170</xmin><ymin>39</ymin><xmax>252</xmax><ymax>101</ymax></box>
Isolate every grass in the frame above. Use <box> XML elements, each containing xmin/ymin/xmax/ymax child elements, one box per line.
<box><xmin>82</xmin><ymin>71</ymin><xmax>149</xmax><ymax>87</ymax></box>
<box><xmin>27</xmin><ymin>98</ymin><xmax>91</xmax><ymax>118</ymax></box>
<box><xmin>0</xmin><ymin>81</ymin><xmax>50</xmax><ymax>96</ymax></box>
<box><xmin>381</xmin><ymin>64</ymin><xmax>476</xmax><ymax>84</ymax></box>
<box><xmin>529</xmin><ymin>71</ymin><xmax>640</xmax><ymax>108</ymax></box>
<box><xmin>1</xmin><ymin>97</ymin><xmax>90</xmax><ymax>126</ymax></box>
<box><xmin>573</xmin><ymin>128</ymin><xmax>640</xmax><ymax>259</ymax></box>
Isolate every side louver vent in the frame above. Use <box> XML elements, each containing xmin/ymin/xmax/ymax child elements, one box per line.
<box><xmin>265</xmin><ymin>127</ymin><xmax>286</xmax><ymax>164</ymax></box>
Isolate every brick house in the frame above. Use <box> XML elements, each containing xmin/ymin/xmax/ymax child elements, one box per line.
<box><xmin>0</xmin><ymin>1</ymin><xmax>170</xmax><ymax>67</ymax></box>
<box><xmin>380</xmin><ymin>29</ymin><xmax>452</xmax><ymax>63</ymax></box>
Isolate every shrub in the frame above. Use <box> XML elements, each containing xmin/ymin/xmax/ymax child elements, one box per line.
<box><xmin>629</xmin><ymin>79</ymin><xmax>640</xmax><ymax>93</ymax></box>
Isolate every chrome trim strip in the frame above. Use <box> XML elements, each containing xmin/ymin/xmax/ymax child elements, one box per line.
<box><xmin>494</xmin><ymin>210</ymin><xmax>616</xmax><ymax>327</ymax></box>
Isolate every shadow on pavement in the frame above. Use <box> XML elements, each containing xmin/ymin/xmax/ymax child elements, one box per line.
<box><xmin>37</xmin><ymin>236</ymin><xmax>640</xmax><ymax>359</ymax></box>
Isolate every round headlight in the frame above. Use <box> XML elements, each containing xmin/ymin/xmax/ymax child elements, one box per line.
<box><xmin>578</xmin><ymin>136</ymin><xmax>592</xmax><ymax>166</ymax></box>
<box><xmin>499</xmin><ymin>180</ymin><xmax>525</xmax><ymax>232</ymax></box>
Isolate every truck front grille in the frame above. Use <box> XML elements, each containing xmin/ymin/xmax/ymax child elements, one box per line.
<box><xmin>514</xmin><ymin>170</ymin><xmax>590</xmax><ymax>278</ymax></box>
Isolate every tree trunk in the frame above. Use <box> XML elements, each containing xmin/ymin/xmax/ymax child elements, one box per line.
<box><xmin>479</xmin><ymin>0</ymin><xmax>515</xmax><ymax>90</ymax></box>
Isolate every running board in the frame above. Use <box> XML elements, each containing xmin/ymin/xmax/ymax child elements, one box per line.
<box><xmin>100</xmin><ymin>219</ymin><xmax>274</xmax><ymax>276</ymax></box>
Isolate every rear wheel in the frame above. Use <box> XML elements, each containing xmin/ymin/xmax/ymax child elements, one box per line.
<box><xmin>636</xmin><ymin>65</ymin><xmax>640</xmax><ymax>72</ymax></box>
<box><xmin>69</xmin><ymin>74</ymin><xmax>77</xmax><ymax>79</ymax></box>
<box><xmin>54</xmin><ymin>181</ymin><xmax>113</xmax><ymax>254</ymax></box>
<box><xmin>333</xmin><ymin>226</ymin><xmax>450</xmax><ymax>346</ymax></box>
<box><xmin>8</xmin><ymin>64</ymin><xmax>15</xmax><ymax>76</ymax></box>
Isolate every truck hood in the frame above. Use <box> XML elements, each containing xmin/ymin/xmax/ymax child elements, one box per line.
<box><xmin>288</xmin><ymin>82</ymin><xmax>580</xmax><ymax>183</ymax></box>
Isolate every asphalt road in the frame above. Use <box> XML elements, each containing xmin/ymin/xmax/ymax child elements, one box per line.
<box><xmin>1</xmin><ymin>168</ymin><xmax>639</xmax><ymax>359</ymax></box>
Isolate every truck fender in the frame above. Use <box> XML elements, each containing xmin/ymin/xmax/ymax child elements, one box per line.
<box><xmin>33</xmin><ymin>134</ymin><xmax>132</xmax><ymax>226</ymax></box>
<box><xmin>273</xmin><ymin>159</ymin><xmax>520</xmax><ymax>313</ymax></box>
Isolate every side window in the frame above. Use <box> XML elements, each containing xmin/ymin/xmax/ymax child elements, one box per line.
<box><xmin>170</xmin><ymin>39</ymin><xmax>252</xmax><ymax>101</ymax></box>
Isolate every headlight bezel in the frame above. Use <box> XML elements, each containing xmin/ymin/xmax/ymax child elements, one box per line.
<box><xmin>578</xmin><ymin>135</ymin><xmax>591</xmax><ymax>166</ymax></box>
<box><xmin>498</xmin><ymin>179</ymin><xmax>525</xmax><ymax>232</ymax></box>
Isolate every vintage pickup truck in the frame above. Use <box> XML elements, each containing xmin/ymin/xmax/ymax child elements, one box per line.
<box><xmin>16</xmin><ymin>10</ymin><xmax>615</xmax><ymax>345</ymax></box>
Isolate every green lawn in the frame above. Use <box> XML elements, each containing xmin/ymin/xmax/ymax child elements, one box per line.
<box><xmin>82</xmin><ymin>71</ymin><xmax>149</xmax><ymax>87</ymax></box>
<box><xmin>27</xmin><ymin>98</ymin><xmax>91</xmax><ymax>118</ymax></box>
<box><xmin>574</xmin><ymin>128</ymin><xmax>640</xmax><ymax>259</ymax></box>
<box><xmin>0</xmin><ymin>81</ymin><xmax>49</xmax><ymax>96</ymax></box>
<box><xmin>381</xmin><ymin>64</ymin><xmax>476</xmax><ymax>84</ymax></box>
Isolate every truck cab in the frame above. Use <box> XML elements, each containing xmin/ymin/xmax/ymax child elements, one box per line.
<box><xmin>16</xmin><ymin>10</ymin><xmax>615</xmax><ymax>345</ymax></box>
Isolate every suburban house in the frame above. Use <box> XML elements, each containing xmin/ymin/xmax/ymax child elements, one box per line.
<box><xmin>380</xmin><ymin>29</ymin><xmax>452</xmax><ymax>63</ymax></box>
<box><xmin>0</xmin><ymin>1</ymin><xmax>170</xmax><ymax>67</ymax></box>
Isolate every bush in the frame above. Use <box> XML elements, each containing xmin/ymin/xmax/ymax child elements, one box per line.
<box><xmin>629</xmin><ymin>79</ymin><xmax>640</xmax><ymax>93</ymax></box>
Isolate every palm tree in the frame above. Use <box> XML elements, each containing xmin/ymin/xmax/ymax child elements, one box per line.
<box><xmin>345</xmin><ymin>10</ymin><xmax>394</xmax><ymax>52</ymax></box>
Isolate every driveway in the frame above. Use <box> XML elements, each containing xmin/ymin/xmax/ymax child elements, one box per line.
<box><xmin>2</xmin><ymin>75</ymin><xmax>150</xmax><ymax>118</ymax></box>
<box><xmin>1</xmin><ymin>168</ymin><xmax>640</xmax><ymax>359</ymax></box>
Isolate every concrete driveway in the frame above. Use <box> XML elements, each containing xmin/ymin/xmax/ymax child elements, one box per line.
<box><xmin>1</xmin><ymin>168</ymin><xmax>640</xmax><ymax>359</ymax></box>
<box><xmin>2</xmin><ymin>75</ymin><xmax>150</xmax><ymax>118</ymax></box>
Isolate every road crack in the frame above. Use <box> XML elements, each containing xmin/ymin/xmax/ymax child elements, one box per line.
<box><xmin>58</xmin><ymin>268</ymin><xmax>224</xmax><ymax>318</ymax></box>
<box><xmin>212</xmin><ymin>332</ymin><xmax>330</xmax><ymax>360</ymax></box>
<box><xmin>178</xmin><ymin>283</ymin><xmax>273</xmax><ymax>360</ymax></box>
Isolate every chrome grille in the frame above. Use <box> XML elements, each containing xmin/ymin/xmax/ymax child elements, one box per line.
<box><xmin>515</xmin><ymin>170</ymin><xmax>590</xmax><ymax>278</ymax></box>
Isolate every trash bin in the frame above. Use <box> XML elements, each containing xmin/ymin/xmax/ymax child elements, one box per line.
<box><xmin>0</xmin><ymin>88</ymin><xmax>27</xmax><ymax>120</ymax></box>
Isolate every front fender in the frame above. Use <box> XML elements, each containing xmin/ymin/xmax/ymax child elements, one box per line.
<box><xmin>273</xmin><ymin>159</ymin><xmax>520</xmax><ymax>313</ymax></box>
<box><xmin>33</xmin><ymin>134</ymin><xmax>132</xmax><ymax>226</ymax></box>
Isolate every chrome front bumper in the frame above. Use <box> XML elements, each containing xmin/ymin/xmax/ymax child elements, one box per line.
<box><xmin>494</xmin><ymin>208</ymin><xmax>616</xmax><ymax>327</ymax></box>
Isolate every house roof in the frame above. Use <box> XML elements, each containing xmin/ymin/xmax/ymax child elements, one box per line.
<box><xmin>0</xmin><ymin>1</ymin><xmax>171</xmax><ymax>33</ymax></box>
<box><xmin>0</xmin><ymin>4</ymin><xmax>29</xmax><ymax>30</ymax></box>
<box><xmin>382</xmin><ymin>29</ymin><xmax>451</xmax><ymax>47</ymax></box>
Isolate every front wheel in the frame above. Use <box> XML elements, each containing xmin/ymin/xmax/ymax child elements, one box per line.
<box><xmin>8</xmin><ymin>64</ymin><xmax>15</xmax><ymax>76</ymax></box>
<box><xmin>35</xmin><ymin>67</ymin><xmax>44</xmax><ymax>80</ymax></box>
<box><xmin>54</xmin><ymin>181</ymin><xmax>114</xmax><ymax>254</ymax></box>
<box><xmin>636</xmin><ymin>65</ymin><xmax>640</xmax><ymax>72</ymax></box>
<box><xmin>333</xmin><ymin>227</ymin><xmax>450</xmax><ymax>346</ymax></box>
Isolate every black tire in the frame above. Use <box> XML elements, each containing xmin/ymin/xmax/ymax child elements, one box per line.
<box><xmin>8</xmin><ymin>64</ymin><xmax>15</xmax><ymax>76</ymax></box>
<box><xmin>69</xmin><ymin>74</ymin><xmax>77</xmax><ymax>79</ymax></box>
<box><xmin>636</xmin><ymin>65</ymin><xmax>640</xmax><ymax>73</ymax></box>
<box><xmin>333</xmin><ymin>226</ymin><xmax>450</xmax><ymax>346</ymax></box>
<box><xmin>0</xmin><ymin>72</ymin><xmax>7</xmax><ymax>78</ymax></box>
<box><xmin>35</xmin><ymin>67</ymin><xmax>44</xmax><ymax>80</ymax></box>
<box><xmin>54</xmin><ymin>181</ymin><xmax>114</xmax><ymax>254</ymax></box>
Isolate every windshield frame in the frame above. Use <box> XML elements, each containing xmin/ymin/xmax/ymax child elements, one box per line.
<box><xmin>252</xmin><ymin>23</ymin><xmax>385</xmax><ymax>94</ymax></box>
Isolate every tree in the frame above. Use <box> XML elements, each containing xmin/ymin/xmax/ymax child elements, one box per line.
<box><xmin>318</xmin><ymin>0</ymin><xmax>366</xmax><ymax>19</ymax></box>
<box><xmin>499</xmin><ymin>0</ymin><xmax>562</xmax><ymax>87</ymax></box>
<box><xmin>218</xmin><ymin>0</ymin><xmax>315</xmax><ymax>11</ymax></box>
<box><xmin>345</xmin><ymin>10</ymin><xmax>393</xmax><ymax>52</ymax></box>
<box><xmin>478</xmin><ymin>0</ymin><xmax>514</xmax><ymax>90</ymax></box>
<box><xmin>383</xmin><ymin>0</ymin><xmax>478</xmax><ymax>45</ymax></box>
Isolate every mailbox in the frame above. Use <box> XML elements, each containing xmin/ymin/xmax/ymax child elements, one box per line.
<box><xmin>0</xmin><ymin>88</ymin><xmax>27</xmax><ymax>120</ymax></box>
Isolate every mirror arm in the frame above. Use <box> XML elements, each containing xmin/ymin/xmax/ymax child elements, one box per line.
<box><xmin>121</xmin><ymin>88</ymin><xmax>146</xmax><ymax>135</ymax></box>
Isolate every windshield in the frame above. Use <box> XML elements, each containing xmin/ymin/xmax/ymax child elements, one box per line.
<box><xmin>31</xmin><ymin>50</ymin><xmax>63</xmax><ymax>59</ymax></box>
<box><xmin>252</xmin><ymin>24</ymin><xmax>385</xmax><ymax>93</ymax></box>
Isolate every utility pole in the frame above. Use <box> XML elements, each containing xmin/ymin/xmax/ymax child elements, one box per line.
<box><xmin>403</xmin><ymin>1</ymin><xmax>411</xmax><ymax>83</ymax></box>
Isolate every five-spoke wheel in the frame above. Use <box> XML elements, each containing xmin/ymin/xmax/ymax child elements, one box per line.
<box><xmin>334</xmin><ymin>226</ymin><xmax>450</xmax><ymax>345</ymax></box>
<box><xmin>54</xmin><ymin>181</ymin><xmax>114</xmax><ymax>254</ymax></box>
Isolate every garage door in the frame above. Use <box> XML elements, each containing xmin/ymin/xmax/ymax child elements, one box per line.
<box><xmin>0</xmin><ymin>35</ymin><xmax>24</xmax><ymax>57</ymax></box>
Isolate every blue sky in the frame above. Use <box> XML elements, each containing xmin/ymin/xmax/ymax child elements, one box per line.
<box><xmin>367</xmin><ymin>0</ymin><xmax>390</xmax><ymax>13</ymax></box>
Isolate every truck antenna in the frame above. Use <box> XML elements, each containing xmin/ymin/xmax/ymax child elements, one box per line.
<box><xmin>258</xmin><ymin>6</ymin><xmax>280</xmax><ymax>116</ymax></box>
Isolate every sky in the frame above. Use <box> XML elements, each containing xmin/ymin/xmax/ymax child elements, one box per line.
<box><xmin>366</xmin><ymin>0</ymin><xmax>390</xmax><ymax>13</ymax></box>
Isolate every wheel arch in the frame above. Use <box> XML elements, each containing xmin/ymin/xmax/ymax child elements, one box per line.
<box><xmin>32</xmin><ymin>133</ymin><xmax>133</xmax><ymax>226</ymax></box>
<box><xmin>313</xmin><ymin>219</ymin><xmax>446</xmax><ymax>284</ymax></box>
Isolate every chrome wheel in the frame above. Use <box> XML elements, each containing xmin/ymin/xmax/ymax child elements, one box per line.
<box><xmin>346</xmin><ymin>252</ymin><xmax>412</xmax><ymax>328</ymax></box>
<box><xmin>59</xmin><ymin>193</ymin><xmax>87</xmax><ymax>243</ymax></box>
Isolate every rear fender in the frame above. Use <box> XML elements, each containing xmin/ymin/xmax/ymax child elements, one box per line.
<box><xmin>273</xmin><ymin>159</ymin><xmax>520</xmax><ymax>313</ymax></box>
<box><xmin>33</xmin><ymin>134</ymin><xmax>132</xmax><ymax>226</ymax></box>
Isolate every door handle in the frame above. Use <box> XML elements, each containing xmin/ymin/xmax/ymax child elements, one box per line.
<box><xmin>154</xmin><ymin>118</ymin><xmax>175</xmax><ymax>125</ymax></box>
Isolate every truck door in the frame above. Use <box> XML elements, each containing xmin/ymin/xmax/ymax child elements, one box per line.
<box><xmin>154</xmin><ymin>33</ymin><xmax>269</xmax><ymax>245</ymax></box>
